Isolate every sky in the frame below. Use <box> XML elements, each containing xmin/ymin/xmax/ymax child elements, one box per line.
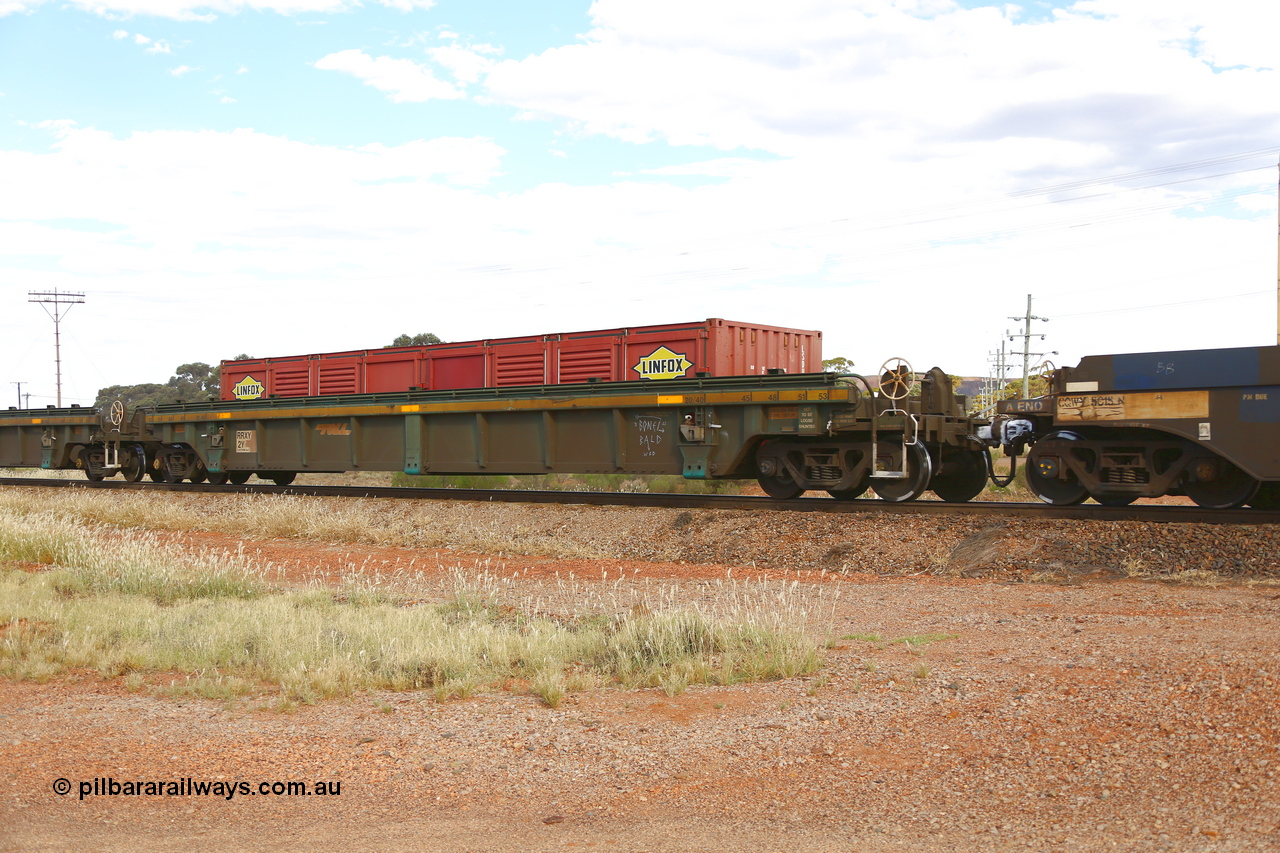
<box><xmin>1</xmin><ymin>0</ymin><xmax>1278</xmax><ymax>408</ymax></box>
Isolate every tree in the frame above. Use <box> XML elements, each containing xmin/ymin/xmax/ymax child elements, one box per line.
<box><xmin>169</xmin><ymin>362</ymin><xmax>220</xmax><ymax>401</ymax></box>
<box><xmin>822</xmin><ymin>356</ymin><xmax>855</xmax><ymax>373</ymax></box>
<box><xmin>93</xmin><ymin>382</ymin><xmax>179</xmax><ymax>411</ymax></box>
<box><xmin>389</xmin><ymin>333</ymin><xmax>444</xmax><ymax>347</ymax></box>
<box><xmin>1000</xmin><ymin>374</ymin><xmax>1051</xmax><ymax>399</ymax></box>
<box><xmin>94</xmin><ymin>362</ymin><xmax>222</xmax><ymax>411</ymax></box>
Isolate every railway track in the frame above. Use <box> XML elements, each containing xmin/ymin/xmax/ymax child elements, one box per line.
<box><xmin>3</xmin><ymin>477</ymin><xmax>1277</xmax><ymax>525</ymax></box>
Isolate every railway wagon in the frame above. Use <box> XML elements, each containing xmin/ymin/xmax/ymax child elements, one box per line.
<box><xmin>995</xmin><ymin>343</ymin><xmax>1280</xmax><ymax>509</ymax></box>
<box><xmin>0</xmin><ymin>363</ymin><xmax>992</xmax><ymax>503</ymax></box>
<box><xmin>219</xmin><ymin>319</ymin><xmax>822</xmax><ymax>401</ymax></box>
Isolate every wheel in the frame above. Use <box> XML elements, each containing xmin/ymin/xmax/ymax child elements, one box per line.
<box><xmin>267</xmin><ymin>472</ymin><xmax>297</xmax><ymax>487</ymax></box>
<box><xmin>1184</xmin><ymin>456</ymin><xmax>1259</xmax><ymax>509</ymax></box>
<box><xmin>205</xmin><ymin>471</ymin><xmax>230</xmax><ymax>485</ymax></box>
<box><xmin>871</xmin><ymin>442</ymin><xmax>933</xmax><ymax>502</ymax></box>
<box><xmin>758</xmin><ymin>472</ymin><xmax>803</xmax><ymax>499</ymax></box>
<box><xmin>1026</xmin><ymin>431</ymin><xmax>1088</xmax><ymax>506</ymax></box>
<box><xmin>227</xmin><ymin>471</ymin><xmax>252</xmax><ymax>485</ymax></box>
<box><xmin>1248</xmin><ymin>482</ymin><xmax>1280</xmax><ymax>510</ymax></box>
<box><xmin>930</xmin><ymin>449</ymin><xmax>988</xmax><ymax>503</ymax></box>
<box><xmin>83</xmin><ymin>454</ymin><xmax>105</xmax><ymax>482</ymax></box>
<box><xmin>756</xmin><ymin>446</ymin><xmax>803</xmax><ymax>499</ymax></box>
<box><xmin>188</xmin><ymin>464</ymin><xmax>208</xmax><ymax>485</ymax></box>
<box><xmin>120</xmin><ymin>446</ymin><xmax>146</xmax><ymax>483</ymax></box>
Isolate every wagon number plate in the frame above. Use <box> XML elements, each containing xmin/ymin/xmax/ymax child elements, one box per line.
<box><xmin>236</xmin><ymin>430</ymin><xmax>257</xmax><ymax>453</ymax></box>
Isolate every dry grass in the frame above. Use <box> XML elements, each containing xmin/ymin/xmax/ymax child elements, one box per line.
<box><xmin>0</xmin><ymin>468</ymin><xmax>81</xmax><ymax>480</ymax></box>
<box><xmin>0</xmin><ymin>487</ymin><xmax>608</xmax><ymax>559</ymax></box>
<box><xmin>0</xmin><ymin>501</ymin><xmax>825</xmax><ymax>706</ymax></box>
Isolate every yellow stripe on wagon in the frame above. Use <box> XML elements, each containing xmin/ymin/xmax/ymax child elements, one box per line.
<box><xmin>143</xmin><ymin>385</ymin><xmax>842</xmax><ymax>424</ymax></box>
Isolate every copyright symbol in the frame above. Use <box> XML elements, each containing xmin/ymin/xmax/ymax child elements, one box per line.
<box><xmin>52</xmin><ymin>778</ymin><xmax>71</xmax><ymax>796</ymax></box>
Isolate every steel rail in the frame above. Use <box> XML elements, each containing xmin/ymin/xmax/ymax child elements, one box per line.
<box><xmin>2</xmin><ymin>477</ymin><xmax>1277</xmax><ymax>525</ymax></box>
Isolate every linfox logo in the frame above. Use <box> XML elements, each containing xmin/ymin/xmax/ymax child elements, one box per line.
<box><xmin>232</xmin><ymin>375</ymin><xmax>264</xmax><ymax>400</ymax></box>
<box><xmin>632</xmin><ymin>346</ymin><xmax>692</xmax><ymax>381</ymax></box>
<box><xmin>316</xmin><ymin>423</ymin><xmax>353</xmax><ymax>436</ymax></box>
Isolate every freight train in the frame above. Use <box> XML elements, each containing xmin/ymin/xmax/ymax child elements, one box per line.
<box><xmin>2</xmin><ymin>342</ymin><xmax>1278</xmax><ymax>510</ymax></box>
<box><xmin>989</xmin><ymin>343</ymin><xmax>1280</xmax><ymax>510</ymax></box>
<box><xmin>0</xmin><ymin>359</ymin><xmax>990</xmax><ymax>503</ymax></box>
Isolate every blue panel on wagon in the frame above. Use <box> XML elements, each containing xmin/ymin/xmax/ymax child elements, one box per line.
<box><xmin>1238</xmin><ymin>388</ymin><xmax>1280</xmax><ymax>423</ymax></box>
<box><xmin>1111</xmin><ymin>347</ymin><xmax>1261</xmax><ymax>391</ymax></box>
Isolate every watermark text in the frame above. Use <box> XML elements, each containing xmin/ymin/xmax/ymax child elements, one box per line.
<box><xmin>53</xmin><ymin>777</ymin><xmax>341</xmax><ymax>801</ymax></box>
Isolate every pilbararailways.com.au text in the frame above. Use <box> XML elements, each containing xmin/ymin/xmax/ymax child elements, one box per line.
<box><xmin>54</xmin><ymin>777</ymin><xmax>342</xmax><ymax>801</ymax></box>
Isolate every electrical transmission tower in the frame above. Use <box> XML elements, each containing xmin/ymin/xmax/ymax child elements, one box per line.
<box><xmin>28</xmin><ymin>289</ymin><xmax>85</xmax><ymax>407</ymax></box>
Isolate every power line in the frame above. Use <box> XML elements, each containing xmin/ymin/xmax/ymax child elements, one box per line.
<box><xmin>1007</xmin><ymin>147</ymin><xmax>1280</xmax><ymax>197</ymax></box>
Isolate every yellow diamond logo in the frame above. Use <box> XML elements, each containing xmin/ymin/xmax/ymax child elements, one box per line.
<box><xmin>632</xmin><ymin>347</ymin><xmax>692</xmax><ymax>380</ymax></box>
<box><xmin>232</xmin><ymin>375</ymin><xmax>265</xmax><ymax>400</ymax></box>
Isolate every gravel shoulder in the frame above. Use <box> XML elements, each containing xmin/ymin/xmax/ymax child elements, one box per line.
<box><xmin>2</xmin><ymin>496</ymin><xmax>1279</xmax><ymax>851</ymax></box>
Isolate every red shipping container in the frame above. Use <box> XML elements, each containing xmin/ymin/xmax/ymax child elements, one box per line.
<box><xmin>220</xmin><ymin>319</ymin><xmax>822</xmax><ymax>401</ymax></box>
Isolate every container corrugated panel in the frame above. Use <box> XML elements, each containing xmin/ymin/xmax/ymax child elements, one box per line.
<box><xmin>706</xmin><ymin>320</ymin><xmax>819</xmax><ymax>377</ymax></box>
<box><xmin>558</xmin><ymin>346</ymin><xmax>615</xmax><ymax>383</ymax></box>
<box><xmin>317</xmin><ymin>361</ymin><xmax>361</xmax><ymax>395</ymax></box>
<box><xmin>270</xmin><ymin>363</ymin><xmax>311</xmax><ymax>397</ymax></box>
<box><xmin>218</xmin><ymin>319</ymin><xmax>822</xmax><ymax>400</ymax></box>
<box><xmin>492</xmin><ymin>347</ymin><xmax>547</xmax><ymax>387</ymax></box>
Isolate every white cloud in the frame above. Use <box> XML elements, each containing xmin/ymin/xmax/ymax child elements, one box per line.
<box><xmin>0</xmin><ymin>0</ymin><xmax>45</xmax><ymax>15</ymax></box>
<box><xmin>478</xmin><ymin>0</ymin><xmax>1279</xmax><ymax>175</ymax></box>
<box><xmin>169</xmin><ymin>65</ymin><xmax>195</xmax><ymax>76</ymax></box>
<box><xmin>1075</xmin><ymin>0</ymin><xmax>1280</xmax><ymax>70</ymax></box>
<box><xmin>2</xmin><ymin>1</ymin><xmax>1277</xmax><ymax>400</ymax></box>
<box><xmin>35</xmin><ymin>118</ymin><xmax>78</xmax><ymax>135</ymax></box>
<box><xmin>120</xmin><ymin>32</ymin><xmax>171</xmax><ymax>54</ymax></box>
<box><xmin>315</xmin><ymin>49</ymin><xmax>463</xmax><ymax>102</ymax></box>
<box><xmin>427</xmin><ymin>42</ymin><xmax>500</xmax><ymax>85</ymax></box>
<box><xmin>0</xmin><ymin>125</ymin><xmax>506</xmax><ymax>237</ymax></box>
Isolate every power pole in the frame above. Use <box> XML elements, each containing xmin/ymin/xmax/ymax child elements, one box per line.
<box><xmin>1007</xmin><ymin>294</ymin><xmax>1049</xmax><ymax>393</ymax></box>
<box><xmin>28</xmin><ymin>289</ymin><xmax>85</xmax><ymax>407</ymax></box>
<box><xmin>10</xmin><ymin>381</ymin><xmax>23</xmax><ymax>410</ymax></box>
<box><xmin>981</xmin><ymin>342</ymin><xmax>1008</xmax><ymax>414</ymax></box>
